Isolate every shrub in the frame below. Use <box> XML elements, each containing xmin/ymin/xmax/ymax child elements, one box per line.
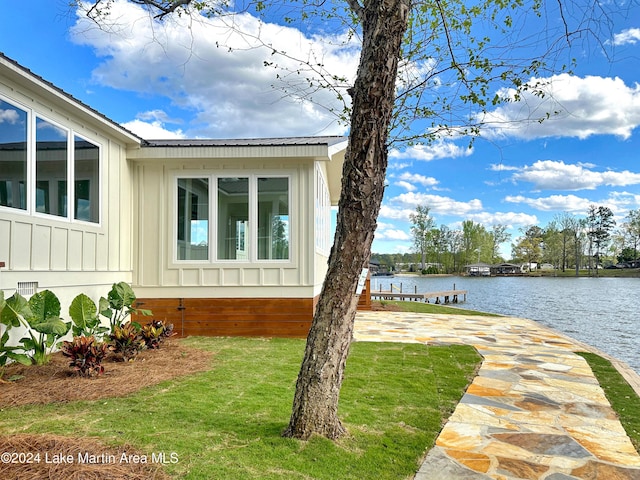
<box><xmin>108</xmin><ymin>322</ymin><xmax>145</xmax><ymax>361</ymax></box>
<box><xmin>422</xmin><ymin>266</ymin><xmax>439</xmax><ymax>275</ymax></box>
<box><xmin>140</xmin><ymin>320</ymin><xmax>176</xmax><ymax>349</ymax></box>
<box><xmin>161</xmin><ymin>321</ymin><xmax>175</xmax><ymax>339</ymax></box>
<box><xmin>140</xmin><ymin>321</ymin><xmax>164</xmax><ymax>349</ymax></box>
<box><xmin>61</xmin><ymin>335</ymin><xmax>108</xmax><ymax>377</ymax></box>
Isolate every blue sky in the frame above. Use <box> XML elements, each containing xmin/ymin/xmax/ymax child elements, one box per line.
<box><xmin>2</xmin><ymin>0</ymin><xmax>640</xmax><ymax>257</ymax></box>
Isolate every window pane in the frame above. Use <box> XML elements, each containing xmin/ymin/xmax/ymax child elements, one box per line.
<box><xmin>258</xmin><ymin>177</ymin><xmax>289</xmax><ymax>260</ymax></box>
<box><xmin>0</xmin><ymin>100</ymin><xmax>28</xmax><ymax>210</ymax></box>
<box><xmin>177</xmin><ymin>178</ymin><xmax>209</xmax><ymax>260</ymax></box>
<box><xmin>217</xmin><ymin>177</ymin><xmax>249</xmax><ymax>260</ymax></box>
<box><xmin>36</xmin><ymin>117</ymin><xmax>67</xmax><ymax>217</ymax></box>
<box><xmin>74</xmin><ymin>136</ymin><xmax>99</xmax><ymax>223</ymax></box>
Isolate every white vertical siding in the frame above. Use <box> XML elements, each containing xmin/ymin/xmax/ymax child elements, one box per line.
<box><xmin>131</xmin><ymin>158</ymin><xmax>322</xmax><ymax>297</ymax></box>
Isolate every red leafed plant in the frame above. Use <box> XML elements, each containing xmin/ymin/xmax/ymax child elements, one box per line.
<box><xmin>140</xmin><ymin>320</ymin><xmax>176</xmax><ymax>349</ymax></box>
<box><xmin>61</xmin><ymin>335</ymin><xmax>108</xmax><ymax>377</ymax></box>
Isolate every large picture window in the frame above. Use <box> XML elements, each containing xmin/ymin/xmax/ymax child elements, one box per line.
<box><xmin>0</xmin><ymin>95</ymin><xmax>101</xmax><ymax>224</ymax></box>
<box><xmin>176</xmin><ymin>175</ymin><xmax>290</xmax><ymax>262</ymax></box>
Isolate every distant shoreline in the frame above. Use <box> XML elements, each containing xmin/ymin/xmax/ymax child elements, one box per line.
<box><xmin>387</xmin><ymin>269</ymin><xmax>640</xmax><ymax>278</ymax></box>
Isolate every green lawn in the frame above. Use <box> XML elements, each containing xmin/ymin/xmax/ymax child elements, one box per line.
<box><xmin>577</xmin><ymin>352</ymin><xmax>640</xmax><ymax>451</ymax></box>
<box><xmin>4</xmin><ymin>303</ymin><xmax>639</xmax><ymax>479</ymax></box>
<box><xmin>377</xmin><ymin>299</ymin><xmax>501</xmax><ymax>316</ymax></box>
<box><xmin>0</xmin><ymin>337</ymin><xmax>480</xmax><ymax>479</ymax></box>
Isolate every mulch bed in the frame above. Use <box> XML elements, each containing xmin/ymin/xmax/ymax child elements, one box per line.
<box><xmin>0</xmin><ymin>338</ymin><xmax>213</xmax><ymax>479</ymax></box>
<box><xmin>0</xmin><ymin>434</ymin><xmax>171</xmax><ymax>480</ymax></box>
<box><xmin>0</xmin><ymin>338</ymin><xmax>213</xmax><ymax>408</ymax></box>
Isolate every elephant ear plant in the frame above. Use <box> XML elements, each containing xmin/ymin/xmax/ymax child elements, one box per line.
<box><xmin>0</xmin><ymin>290</ymin><xmax>71</xmax><ymax>366</ymax></box>
<box><xmin>20</xmin><ymin>290</ymin><xmax>71</xmax><ymax>365</ymax></box>
<box><xmin>0</xmin><ymin>291</ymin><xmax>31</xmax><ymax>377</ymax></box>
<box><xmin>69</xmin><ymin>293</ymin><xmax>109</xmax><ymax>339</ymax></box>
<box><xmin>100</xmin><ymin>282</ymin><xmax>152</xmax><ymax>331</ymax></box>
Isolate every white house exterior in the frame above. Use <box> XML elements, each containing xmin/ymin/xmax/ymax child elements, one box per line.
<box><xmin>0</xmin><ymin>53</ymin><xmax>348</xmax><ymax>337</ymax></box>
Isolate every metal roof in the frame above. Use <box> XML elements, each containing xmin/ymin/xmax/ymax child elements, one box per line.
<box><xmin>143</xmin><ymin>136</ymin><xmax>347</xmax><ymax>148</ymax></box>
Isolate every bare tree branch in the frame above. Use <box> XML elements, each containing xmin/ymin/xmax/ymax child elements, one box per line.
<box><xmin>131</xmin><ymin>0</ymin><xmax>193</xmax><ymax>18</ymax></box>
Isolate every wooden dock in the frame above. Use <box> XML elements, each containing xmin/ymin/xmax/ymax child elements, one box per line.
<box><xmin>371</xmin><ymin>286</ymin><xmax>467</xmax><ymax>304</ymax></box>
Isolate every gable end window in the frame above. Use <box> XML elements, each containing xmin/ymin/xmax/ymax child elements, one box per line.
<box><xmin>0</xmin><ymin>96</ymin><xmax>101</xmax><ymax>224</ymax></box>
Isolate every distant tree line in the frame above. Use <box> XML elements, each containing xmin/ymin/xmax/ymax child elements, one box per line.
<box><xmin>373</xmin><ymin>205</ymin><xmax>640</xmax><ymax>275</ymax></box>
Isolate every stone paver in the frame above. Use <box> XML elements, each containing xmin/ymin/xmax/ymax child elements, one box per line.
<box><xmin>354</xmin><ymin>311</ymin><xmax>640</xmax><ymax>480</ymax></box>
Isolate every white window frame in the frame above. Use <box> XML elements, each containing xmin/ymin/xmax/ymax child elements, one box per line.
<box><xmin>72</xmin><ymin>132</ymin><xmax>102</xmax><ymax>226</ymax></box>
<box><xmin>172</xmin><ymin>172</ymin><xmax>293</xmax><ymax>264</ymax></box>
<box><xmin>0</xmin><ymin>93</ymin><xmax>102</xmax><ymax>226</ymax></box>
<box><xmin>0</xmin><ymin>95</ymin><xmax>30</xmax><ymax>216</ymax></box>
<box><xmin>32</xmin><ymin>114</ymin><xmax>71</xmax><ymax>221</ymax></box>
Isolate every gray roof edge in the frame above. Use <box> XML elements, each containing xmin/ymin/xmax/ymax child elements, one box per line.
<box><xmin>143</xmin><ymin>136</ymin><xmax>348</xmax><ymax>148</ymax></box>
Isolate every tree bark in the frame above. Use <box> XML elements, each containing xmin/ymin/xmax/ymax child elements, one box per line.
<box><xmin>283</xmin><ymin>0</ymin><xmax>410</xmax><ymax>440</ymax></box>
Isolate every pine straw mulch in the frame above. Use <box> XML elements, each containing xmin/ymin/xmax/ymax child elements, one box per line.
<box><xmin>0</xmin><ymin>434</ymin><xmax>171</xmax><ymax>480</ymax></box>
<box><xmin>0</xmin><ymin>338</ymin><xmax>213</xmax><ymax>407</ymax></box>
<box><xmin>0</xmin><ymin>338</ymin><xmax>214</xmax><ymax>480</ymax></box>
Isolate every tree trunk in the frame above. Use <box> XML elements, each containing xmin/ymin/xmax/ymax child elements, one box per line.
<box><xmin>283</xmin><ymin>0</ymin><xmax>410</xmax><ymax>440</ymax></box>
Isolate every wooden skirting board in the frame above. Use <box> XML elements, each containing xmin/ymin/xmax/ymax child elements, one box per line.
<box><xmin>134</xmin><ymin>290</ymin><xmax>371</xmax><ymax>338</ymax></box>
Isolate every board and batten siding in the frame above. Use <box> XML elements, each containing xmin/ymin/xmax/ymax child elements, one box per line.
<box><xmin>0</xmin><ymin>56</ymin><xmax>139</xmax><ymax>314</ymax></box>
<box><xmin>0</xmin><ymin>138</ymin><xmax>134</xmax><ymax>301</ymax></box>
<box><xmin>130</xmin><ymin>155</ymin><xmax>323</xmax><ymax>299</ymax></box>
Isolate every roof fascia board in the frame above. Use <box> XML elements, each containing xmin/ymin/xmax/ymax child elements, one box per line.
<box><xmin>127</xmin><ymin>143</ymin><xmax>338</xmax><ymax>161</ymax></box>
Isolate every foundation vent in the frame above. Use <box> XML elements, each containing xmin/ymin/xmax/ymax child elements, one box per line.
<box><xmin>17</xmin><ymin>281</ymin><xmax>38</xmax><ymax>296</ymax></box>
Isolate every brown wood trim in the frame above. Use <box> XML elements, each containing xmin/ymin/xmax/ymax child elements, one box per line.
<box><xmin>133</xmin><ymin>297</ymin><xmax>315</xmax><ymax>338</ymax></box>
<box><xmin>134</xmin><ymin>287</ymin><xmax>371</xmax><ymax>339</ymax></box>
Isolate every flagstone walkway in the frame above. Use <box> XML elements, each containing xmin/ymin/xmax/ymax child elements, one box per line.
<box><xmin>354</xmin><ymin>311</ymin><xmax>640</xmax><ymax>480</ymax></box>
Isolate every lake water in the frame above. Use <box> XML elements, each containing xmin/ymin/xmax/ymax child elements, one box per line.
<box><xmin>370</xmin><ymin>275</ymin><xmax>640</xmax><ymax>374</ymax></box>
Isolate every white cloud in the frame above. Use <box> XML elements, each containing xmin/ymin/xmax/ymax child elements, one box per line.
<box><xmin>71</xmin><ymin>0</ymin><xmax>359</xmax><ymax>138</ymax></box>
<box><xmin>505</xmin><ymin>192</ymin><xmax>640</xmax><ymax>217</ymax></box>
<box><xmin>393</xmin><ymin>172</ymin><xmax>439</xmax><ymax>191</ymax></box>
<box><xmin>611</xmin><ymin>28</ymin><xmax>640</xmax><ymax>46</ymax></box>
<box><xmin>478</xmin><ymin>74</ymin><xmax>640</xmax><ymax>140</ymax></box>
<box><xmin>489</xmin><ymin>163</ymin><xmax>519</xmax><ymax>172</ymax></box>
<box><xmin>389</xmin><ymin>140</ymin><xmax>473</xmax><ymax>161</ymax></box>
<box><xmin>378</xmin><ymin>205</ymin><xmax>417</xmax><ymax>221</ymax></box>
<box><xmin>0</xmin><ymin>108</ymin><xmax>20</xmax><ymax>124</ymax></box>
<box><xmin>505</xmin><ymin>194</ymin><xmax>592</xmax><ymax>212</ymax></box>
<box><xmin>394</xmin><ymin>180</ymin><xmax>417</xmax><ymax>192</ymax></box>
<box><xmin>122</xmin><ymin>119</ymin><xmax>185</xmax><ymax>139</ymax></box>
<box><xmin>466</xmin><ymin>211</ymin><xmax>539</xmax><ymax>228</ymax></box>
<box><xmin>388</xmin><ymin>161</ymin><xmax>413</xmax><ymax>170</ymax></box>
<box><xmin>375</xmin><ymin>228</ymin><xmax>411</xmax><ymax>241</ymax></box>
<box><xmin>511</xmin><ymin>160</ymin><xmax>640</xmax><ymax>191</ymax></box>
<box><xmin>122</xmin><ymin>109</ymin><xmax>186</xmax><ymax>138</ymax></box>
<box><xmin>380</xmin><ymin>192</ymin><xmax>483</xmax><ymax>220</ymax></box>
<box><xmin>397</xmin><ymin>172</ymin><xmax>439</xmax><ymax>187</ymax></box>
